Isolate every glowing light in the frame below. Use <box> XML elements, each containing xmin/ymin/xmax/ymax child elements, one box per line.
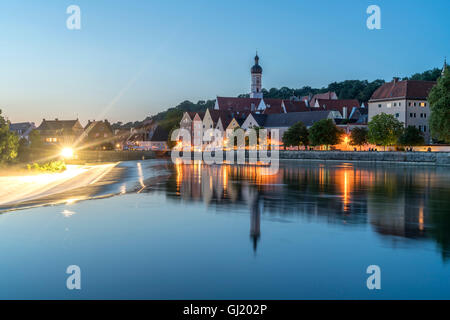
<box><xmin>343</xmin><ymin>136</ymin><xmax>349</xmax><ymax>144</ymax></box>
<box><xmin>61</xmin><ymin>147</ymin><xmax>74</xmax><ymax>159</ymax></box>
<box><xmin>65</xmin><ymin>198</ymin><xmax>80</xmax><ymax>205</ymax></box>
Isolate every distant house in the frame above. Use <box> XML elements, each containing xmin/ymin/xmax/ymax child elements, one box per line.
<box><xmin>309</xmin><ymin>91</ymin><xmax>338</xmax><ymax>107</ymax></box>
<box><xmin>313</xmin><ymin>99</ymin><xmax>361</xmax><ymax>120</ymax></box>
<box><xmin>148</xmin><ymin>126</ymin><xmax>169</xmax><ymax>151</ymax></box>
<box><xmin>113</xmin><ymin>128</ymin><xmax>134</xmax><ymax>150</ymax></box>
<box><xmin>242</xmin><ymin>110</ymin><xmax>337</xmax><ymax>138</ymax></box>
<box><xmin>82</xmin><ymin>120</ymin><xmax>114</xmax><ymax>150</ymax></box>
<box><xmin>9</xmin><ymin>122</ymin><xmax>35</xmax><ymax>140</ymax></box>
<box><xmin>368</xmin><ymin>78</ymin><xmax>436</xmax><ymax>143</ymax></box>
<box><xmin>36</xmin><ymin>119</ymin><xmax>84</xmax><ymax>146</ymax></box>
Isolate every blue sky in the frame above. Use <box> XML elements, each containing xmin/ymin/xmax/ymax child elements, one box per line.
<box><xmin>0</xmin><ymin>0</ymin><xmax>448</xmax><ymax>124</ymax></box>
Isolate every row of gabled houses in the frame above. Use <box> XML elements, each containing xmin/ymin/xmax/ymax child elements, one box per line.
<box><xmin>9</xmin><ymin>55</ymin><xmax>445</xmax><ymax>151</ymax></box>
<box><xmin>179</xmin><ymin>94</ymin><xmax>368</xmax><ymax>149</ymax></box>
<box><xmin>177</xmin><ymin>54</ymin><xmax>446</xmax><ymax>148</ymax></box>
<box><xmin>9</xmin><ymin>118</ymin><xmax>170</xmax><ymax>151</ymax></box>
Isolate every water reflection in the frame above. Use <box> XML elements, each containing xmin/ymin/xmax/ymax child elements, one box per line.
<box><xmin>145</xmin><ymin>161</ymin><xmax>450</xmax><ymax>259</ymax></box>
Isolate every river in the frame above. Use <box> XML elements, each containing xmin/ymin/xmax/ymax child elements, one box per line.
<box><xmin>0</xmin><ymin>159</ymin><xmax>449</xmax><ymax>299</ymax></box>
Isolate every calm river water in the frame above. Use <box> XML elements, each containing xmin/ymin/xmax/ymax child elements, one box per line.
<box><xmin>0</xmin><ymin>159</ymin><xmax>449</xmax><ymax>299</ymax></box>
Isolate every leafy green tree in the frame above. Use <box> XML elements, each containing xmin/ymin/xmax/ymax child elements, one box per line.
<box><xmin>282</xmin><ymin>121</ymin><xmax>309</xmax><ymax>149</ymax></box>
<box><xmin>428</xmin><ymin>68</ymin><xmax>450</xmax><ymax>143</ymax></box>
<box><xmin>0</xmin><ymin>109</ymin><xmax>19</xmax><ymax>164</ymax></box>
<box><xmin>406</xmin><ymin>68</ymin><xmax>442</xmax><ymax>81</ymax></box>
<box><xmin>350</xmin><ymin>127</ymin><xmax>368</xmax><ymax>150</ymax></box>
<box><xmin>398</xmin><ymin>126</ymin><xmax>424</xmax><ymax>147</ymax></box>
<box><xmin>368</xmin><ymin>113</ymin><xmax>403</xmax><ymax>150</ymax></box>
<box><xmin>309</xmin><ymin>119</ymin><xmax>343</xmax><ymax>150</ymax></box>
<box><xmin>28</xmin><ymin>130</ymin><xmax>43</xmax><ymax>148</ymax></box>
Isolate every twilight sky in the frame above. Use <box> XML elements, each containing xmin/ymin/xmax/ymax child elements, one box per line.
<box><xmin>0</xmin><ymin>0</ymin><xmax>449</xmax><ymax>125</ymax></box>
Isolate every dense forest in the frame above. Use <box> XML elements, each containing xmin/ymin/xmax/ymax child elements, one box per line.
<box><xmin>111</xmin><ymin>67</ymin><xmax>442</xmax><ymax>131</ymax></box>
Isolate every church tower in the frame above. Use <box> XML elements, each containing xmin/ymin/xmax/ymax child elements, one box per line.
<box><xmin>442</xmin><ymin>57</ymin><xmax>447</xmax><ymax>77</ymax></box>
<box><xmin>250</xmin><ymin>53</ymin><xmax>263</xmax><ymax>98</ymax></box>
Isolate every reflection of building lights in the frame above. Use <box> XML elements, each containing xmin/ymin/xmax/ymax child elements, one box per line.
<box><xmin>419</xmin><ymin>206</ymin><xmax>424</xmax><ymax>231</ymax></box>
<box><xmin>137</xmin><ymin>163</ymin><xmax>145</xmax><ymax>189</ymax></box>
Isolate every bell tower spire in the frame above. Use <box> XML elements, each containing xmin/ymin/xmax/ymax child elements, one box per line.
<box><xmin>250</xmin><ymin>52</ymin><xmax>263</xmax><ymax>98</ymax></box>
<box><xmin>442</xmin><ymin>57</ymin><xmax>447</xmax><ymax>76</ymax></box>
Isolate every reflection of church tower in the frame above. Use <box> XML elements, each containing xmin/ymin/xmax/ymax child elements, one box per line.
<box><xmin>250</xmin><ymin>53</ymin><xmax>263</xmax><ymax>98</ymax></box>
<box><xmin>250</xmin><ymin>195</ymin><xmax>261</xmax><ymax>252</ymax></box>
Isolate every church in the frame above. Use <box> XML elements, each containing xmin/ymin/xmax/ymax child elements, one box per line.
<box><xmin>179</xmin><ymin>54</ymin><xmax>366</xmax><ymax>148</ymax></box>
<box><xmin>213</xmin><ymin>53</ymin><xmax>309</xmax><ymax>117</ymax></box>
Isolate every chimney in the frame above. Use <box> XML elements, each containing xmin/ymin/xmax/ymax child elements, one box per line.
<box><xmin>343</xmin><ymin>107</ymin><xmax>347</xmax><ymax>119</ymax></box>
<box><xmin>393</xmin><ymin>77</ymin><xmax>399</xmax><ymax>83</ymax></box>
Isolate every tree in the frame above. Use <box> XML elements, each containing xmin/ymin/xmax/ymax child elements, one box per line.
<box><xmin>0</xmin><ymin>109</ymin><xmax>19</xmax><ymax>164</ymax></box>
<box><xmin>282</xmin><ymin>121</ymin><xmax>309</xmax><ymax>149</ymax></box>
<box><xmin>398</xmin><ymin>126</ymin><xmax>424</xmax><ymax>148</ymax></box>
<box><xmin>28</xmin><ymin>130</ymin><xmax>43</xmax><ymax>148</ymax></box>
<box><xmin>309</xmin><ymin>119</ymin><xmax>343</xmax><ymax>150</ymax></box>
<box><xmin>407</xmin><ymin>68</ymin><xmax>442</xmax><ymax>81</ymax></box>
<box><xmin>428</xmin><ymin>68</ymin><xmax>450</xmax><ymax>143</ymax></box>
<box><xmin>368</xmin><ymin>113</ymin><xmax>403</xmax><ymax>150</ymax></box>
<box><xmin>350</xmin><ymin>127</ymin><xmax>368</xmax><ymax>150</ymax></box>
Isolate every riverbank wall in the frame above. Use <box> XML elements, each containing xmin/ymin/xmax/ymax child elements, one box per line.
<box><xmin>20</xmin><ymin>149</ymin><xmax>450</xmax><ymax>166</ymax></box>
<box><xmin>278</xmin><ymin>151</ymin><xmax>450</xmax><ymax>165</ymax></box>
<box><xmin>177</xmin><ymin>150</ymin><xmax>450</xmax><ymax>166</ymax></box>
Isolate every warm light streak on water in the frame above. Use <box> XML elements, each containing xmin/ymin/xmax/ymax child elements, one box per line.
<box><xmin>0</xmin><ymin>160</ymin><xmax>449</xmax><ymax>299</ymax></box>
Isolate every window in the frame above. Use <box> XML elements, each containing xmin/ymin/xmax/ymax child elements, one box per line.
<box><xmin>387</xmin><ymin>103</ymin><xmax>392</xmax><ymax>108</ymax></box>
<box><xmin>424</xmin><ymin>113</ymin><xmax>427</xmax><ymax>118</ymax></box>
<box><xmin>395</xmin><ymin>113</ymin><xmax>399</xmax><ymax>118</ymax></box>
<box><xmin>408</xmin><ymin>102</ymin><xmax>411</xmax><ymax>106</ymax></box>
<box><xmin>420</xmin><ymin>113</ymin><xmax>423</xmax><ymax>118</ymax></box>
<box><xmin>419</xmin><ymin>125</ymin><xmax>422</xmax><ymax>131</ymax></box>
<box><xmin>424</xmin><ymin>126</ymin><xmax>427</xmax><ymax>132</ymax></box>
<box><xmin>399</xmin><ymin>102</ymin><xmax>401</xmax><ymax>106</ymax></box>
<box><xmin>420</xmin><ymin>102</ymin><xmax>426</xmax><ymax>107</ymax></box>
<box><xmin>414</xmin><ymin>102</ymin><xmax>417</xmax><ymax>106</ymax></box>
<box><xmin>378</xmin><ymin>104</ymin><xmax>382</xmax><ymax>108</ymax></box>
<box><xmin>410</xmin><ymin>113</ymin><xmax>413</xmax><ymax>117</ymax></box>
<box><xmin>414</xmin><ymin>113</ymin><xmax>417</xmax><ymax>118</ymax></box>
<box><xmin>394</xmin><ymin>102</ymin><xmax>397</xmax><ymax>106</ymax></box>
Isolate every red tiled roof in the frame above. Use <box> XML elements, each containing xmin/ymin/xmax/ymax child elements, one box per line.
<box><xmin>186</xmin><ymin>111</ymin><xmax>197</xmax><ymax>119</ymax></box>
<box><xmin>192</xmin><ymin>112</ymin><xmax>205</xmax><ymax>121</ymax></box>
<box><xmin>283</xmin><ymin>100</ymin><xmax>309</xmax><ymax>113</ymax></box>
<box><xmin>370</xmin><ymin>80</ymin><xmax>436</xmax><ymax>101</ymax></box>
<box><xmin>262</xmin><ymin>98</ymin><xmax>284</xmax><ymax>114</ymax></box>
<box><xmin>216</xmin><ymin>96</ymin><xmax>261</xmax><ymax>113</ymax></box>
<box><xmin>315</xmin><ymin>99</ymin><xmax>360</xmax><ymax>116</ymax></box>
<box><xmin>310</xmin><ymin>91</ymin><xmax>337</xmax><ymax>106</ymax></box>
<box><xmin>207</xmin><ymin>109</ymin><xmax>234</xmax><ymax>126</ymax></box>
